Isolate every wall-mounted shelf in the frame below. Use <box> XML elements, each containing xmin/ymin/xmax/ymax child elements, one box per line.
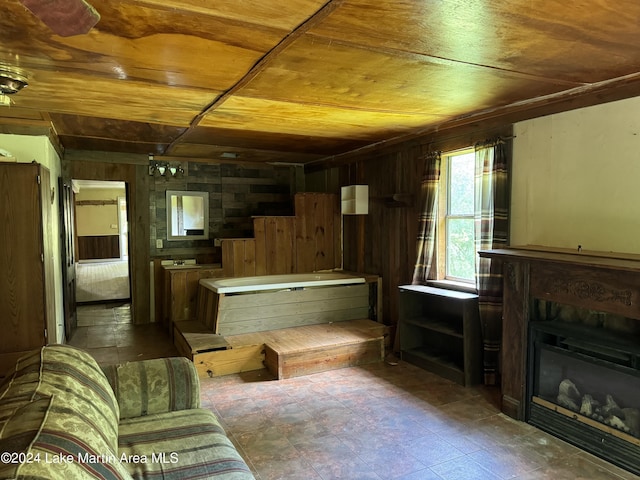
<box><xmin>371</xmin><ymin>193</ymin><xmax>415</xmax><ymax>208</ymax></box>
<box><xmin>341</xmin><ymin>185</ymin><xmax>368</xmax><ymax>215</ymax></box>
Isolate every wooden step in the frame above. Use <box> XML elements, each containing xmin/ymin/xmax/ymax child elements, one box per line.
<box><xmin>176</xmin><ymin>319</ymin><xmax>386</xmax><ymax>379</ymax></box>
<box><xmin>173</xmin><ymin>320</ymin><xmax>230</xmax><ymax>356</ymax></box>
<box><xmin>262</xmin><ymin>319</ymin><xmax>385</xmax><ymax>379</ymax></box>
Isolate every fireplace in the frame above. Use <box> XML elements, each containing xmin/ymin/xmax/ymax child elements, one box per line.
<box><xmin>479</xmin><ymin>247</ymin><xmax>640</xmax><ymax>475</ymax></box>
<box><xmin>527</xmin><ymin>299</ymin><xmax>640</xmax><ymax>474</ymax></box>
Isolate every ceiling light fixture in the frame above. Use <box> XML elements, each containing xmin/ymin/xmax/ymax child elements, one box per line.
<box><xmin>0</xmin><ymin>70</ymin><xmax>28</xmax><ymax>95</ymax></box>
<box><xmin>149</xmin><ymin>159</ymin><xmax>184</xmax><ymax>179</ymax></box>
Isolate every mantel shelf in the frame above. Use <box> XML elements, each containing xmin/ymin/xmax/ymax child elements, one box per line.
<box><xmin>480</xmin><ymin>246</ymin><xmax>640</xmax><ymax>272</ymax></box>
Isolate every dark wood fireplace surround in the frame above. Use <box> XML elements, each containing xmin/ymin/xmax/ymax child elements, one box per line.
<box><xmin>480</xmin><ymin>246</ymin><xmax>640</xmax><ymax>421</ymax></box>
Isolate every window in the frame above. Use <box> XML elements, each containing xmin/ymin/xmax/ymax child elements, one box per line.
<box><xmin>439</xmin><ymin>148</ymin><xmax>476</xmax><ymax>283</ymax></box>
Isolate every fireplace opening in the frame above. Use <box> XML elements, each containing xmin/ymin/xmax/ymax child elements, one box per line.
<box><xmin>527</xmin><ymin>299</ymin><xmax>640</xmax><ymax>475</ymax></box>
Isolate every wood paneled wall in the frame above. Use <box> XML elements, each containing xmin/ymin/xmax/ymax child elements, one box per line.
<box><xmin>77</xmin><ymin>235</ymin><xmax>120</xmax><ymax>260</ymax></box>
<box><xmin>64</xmin><ymin>151</ymin><xmax>151</xmax><ymax>325</ymax></box>
<box><xmin>295</xmin><ymin>193</ymin><xmax>340</xmax><ymax>273</ymax></box>
<box><xmin>306</xmin><ymin>125</ymin><xmax>512</xmax><ymax>347</ymax></box>
<box><xmin>222</xmin><ymin>193</ymin><xmax>340</xmax><ymax>277</ymax></box>
<box><xmin>339</xmin><ymin>146</ymin><xmax>425</xmax><ymax>338</ymax></box>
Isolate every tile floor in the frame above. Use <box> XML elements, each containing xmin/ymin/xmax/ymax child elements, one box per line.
<box><xmin>69</xmin><ymin>303</ymin><xmax>640</xmax><ymax>480</ymax></box>
<box><xmin>68</xmin><ymin>303</ymin><xmax>178</xmax><ymax>364</ymax></box>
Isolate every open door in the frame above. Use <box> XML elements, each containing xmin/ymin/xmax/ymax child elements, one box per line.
<box><xmin>59</xmin><ymin>176</ymin><xmax>77</xmax><ymax>340</ymax></box>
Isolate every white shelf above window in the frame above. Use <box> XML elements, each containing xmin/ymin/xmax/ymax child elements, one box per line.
<box><xmin>341</xmin><ymin>185</ymin><xmax>368</xmax><ymax>215</ymax></box>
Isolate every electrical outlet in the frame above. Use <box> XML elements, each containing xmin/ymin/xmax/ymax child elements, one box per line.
<box><xmin>214</xmin><ymin>238</ymin><xmax>222</xmax><ymax>247</ymax></box>
<box><xmin>156</xmin><ymin>239</ymin><xmax>163</xmax><ymax>249</ymax></box>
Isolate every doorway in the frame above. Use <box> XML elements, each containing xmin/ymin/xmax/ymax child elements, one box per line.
<box><xmin>73</xmin><ymin>180</ymin><xmax>131</xmax><ymax>304</ymax></box>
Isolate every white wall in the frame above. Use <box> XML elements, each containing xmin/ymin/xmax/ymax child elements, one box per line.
<box><xmin>0</xmin><ymin>134</ymin><xmax>65</xmax><ymax>344</ymax></box>
<box><xmin>75</xmin><ymin>187</ymin><xmax>125</xmax><ymax>236</ymax></box>
<box><xmin>511</xmin><ymin>96</ymin><xmax>640</xmax><ymax>255</ymax></box>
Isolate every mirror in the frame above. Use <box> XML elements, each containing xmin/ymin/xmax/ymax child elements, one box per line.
<box><xmin>166</xmin><ymin>190</ymin><xmax>209</xmax><ymax>241</ymax></box>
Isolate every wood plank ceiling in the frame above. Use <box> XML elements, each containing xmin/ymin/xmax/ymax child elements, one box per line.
<box><xmin>1</xmin><ymin>0</ymin><xmax>640</xmax><ymax>165</ymax></box>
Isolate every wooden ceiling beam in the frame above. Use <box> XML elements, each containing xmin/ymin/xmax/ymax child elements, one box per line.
<box><xmin>164</xmin><ymin>0</ymin><xmax>344</xmax><ymax>155</ymax></box>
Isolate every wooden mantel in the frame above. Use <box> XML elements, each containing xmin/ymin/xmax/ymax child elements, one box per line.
<box><xmin>480</xmin><ymin>246</ymin><xmax>640</xmax><ymax>420</ymax></box>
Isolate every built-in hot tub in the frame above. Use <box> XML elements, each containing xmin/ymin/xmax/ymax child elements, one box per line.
<box><xmin>199</xmin><ymin>272</ymin><xmax>365</xmax><ymax>294</ymax></box>
<box><xmin>196</xmin><ymin>272</ymin><xmax>370</xmax><ymax>335</ymax></box>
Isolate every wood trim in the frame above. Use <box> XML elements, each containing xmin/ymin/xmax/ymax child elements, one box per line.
<box><xmin>306</xmin><ymin>74</ymin><xmax>640</xmax><ymax>171</ymax></box>
<box><xmin>75</xmin><ymin>199</ymin><xmax>118</xmax><ymax>206</ymax></box>
<box><xmin>166</xmin><ymin>0</ymin><xmax>346</xmax><ymax>155</ymax></box>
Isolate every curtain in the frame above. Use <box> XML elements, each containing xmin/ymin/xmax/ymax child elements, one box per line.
<box><xmin>412</xmin><ymin>151</ymin><xmax>441</xmax><ymax>284</ymax></box>
<box><xmin>474</xmin><ymin>138</ymin><xmax>509</xmax><ymax>385</ymax></box>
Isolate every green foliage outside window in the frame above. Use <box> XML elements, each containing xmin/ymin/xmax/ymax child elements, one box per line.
<box><xmin>446</xmin><ymin>151</ymin><xmax>475</xmax><ymax>282</ymax></box>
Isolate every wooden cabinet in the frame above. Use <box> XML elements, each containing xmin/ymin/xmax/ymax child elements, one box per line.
<box><xmin>162</xmin><ymin>264</ymin><xmax>223</xmax><ymax>330</ymax></box>
<box><xmin>0</xmin><ymin>163</ymin><xmax>54</xmax><ymax>376</ymax></box>
<box><xmin>399</xmin><ymin>285</ymin><xmax>482</xmax><ymax>386</ymax></box>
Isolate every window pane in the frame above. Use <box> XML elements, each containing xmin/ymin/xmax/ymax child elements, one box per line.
<box><xmin>449</xmin><ymin>152</ymin><xmax>475</xmax><ymax>215</ymax></box>
<box><xmin>446</xmin><ymin>218</ymin><xmax>475</xmax><ymax>281</ymax></box>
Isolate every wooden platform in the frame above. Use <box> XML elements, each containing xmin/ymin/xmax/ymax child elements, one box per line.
<box><xmin>173</xmin><ymin>319</ymin><xmax>386</xmax><ymax>379</ymax></box>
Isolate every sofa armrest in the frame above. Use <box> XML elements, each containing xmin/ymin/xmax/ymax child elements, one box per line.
<box><xmin>102</xmin><ymin>357</ymin><xmax>200</xmax><ymax>420</ymax></box>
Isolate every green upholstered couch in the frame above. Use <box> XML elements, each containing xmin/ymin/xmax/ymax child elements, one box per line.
<box><xmin>0</xmin><ymin>345</ymin><xmax>255</xmax><ymax>479</ymax></box>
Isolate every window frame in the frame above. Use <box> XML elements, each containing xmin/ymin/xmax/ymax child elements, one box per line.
<box><xmin>435</xmin><ymin>147</ymin><xmax>477</xmax><ymax>287</ymax></box>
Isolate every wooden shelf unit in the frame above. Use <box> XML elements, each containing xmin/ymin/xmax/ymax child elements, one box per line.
<box><xmin>398</xmin><ymin>285</ymin><xmax>482</xmax><ymax>386</ymax></box>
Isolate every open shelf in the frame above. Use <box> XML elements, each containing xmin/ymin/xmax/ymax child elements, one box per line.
<box><xmin>403</xmin><ymin>317</ymin><xmax>464</xmax><ymax>338</ymax></box>
<box><xmin>402</xmin><ymin>347</ymin><xmax>465</xmax><ymax>385</ymax></box>
<box><xmin>399</xmin><ymin>285</ymin><xmax>482</xmax><ymax>386</ymax></box>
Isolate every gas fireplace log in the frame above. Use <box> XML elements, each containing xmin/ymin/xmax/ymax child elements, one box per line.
<box><xmin>580</xmin><ymin>394</ymin><xmax>600</xmax><ymax>417</ymax></box>
<box><xmin>605</xmin><ymin>415</ymin><xmax>629</xmax><ymax>432</ymax></box>
<box><xmin>601</xmin><ymin>394</ymin><xmax>625</xmax><ymax>420</ymax></box>
<box><xmin>557</xmin><ymin>393</ymin><xmax>580</xmax><ymax>411</ymax></box>
<box><xmin>558</xmin><ymin>379</ymin><xmax>581</xmax><ymax>400</ymax></box>
<box><xmin>555</xmin><ymin>380</ymin><xmax>640</xmax><ymax>438</ymax></box>
<box><xmin>622</xmin><ymin>408</ymin><xmax>640</xmax><ymax>436</ymax></box>
<box><xmin>557</xmin><ymin>379</ymin><xmax>581</xmax><ymax>411</ymax></box>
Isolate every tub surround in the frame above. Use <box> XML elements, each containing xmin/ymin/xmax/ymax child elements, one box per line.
<box><xmin>201</xmin><ymin>272</ymin><xmax>366</xmax><ymax>294</ymax></box>
<box><xmin>197</xmin><ymin>272</ymin><xmax>369</xmax><ymax>336</ymax></box>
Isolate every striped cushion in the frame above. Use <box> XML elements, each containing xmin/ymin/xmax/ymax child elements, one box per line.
<box><xmin>0</xmin><ymin>358</ymin><xmax>39</xmax><ymax>429</ymax></box>
<box><xmin>102</xmin><ymin>357</ymin><xmax>200</xmax><ymax>420</ymax></box>
<box><xmin>0</xmin><ymin>346</ymin><xmax>120</xmax><ymax>454</ymax></box>
<box><xmin>118</xmin><ymin>409</ymin><xmax>254</xmax><ymax>479</ymax></box>
<box><xmin>0</xmin><ymin>395</ymin><xmax>132</xmax><ymax>480</ymax></box>
<box><xmin>0</xmin><ymin>395</ymin><xmax>50</xmax><ymax>479</ymax></box>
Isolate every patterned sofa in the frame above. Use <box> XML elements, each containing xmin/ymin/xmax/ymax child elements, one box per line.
<box><xmin>0</xmin><ymin>345</ymin><xmax>255</xmax><ymax>479</ymax></box>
